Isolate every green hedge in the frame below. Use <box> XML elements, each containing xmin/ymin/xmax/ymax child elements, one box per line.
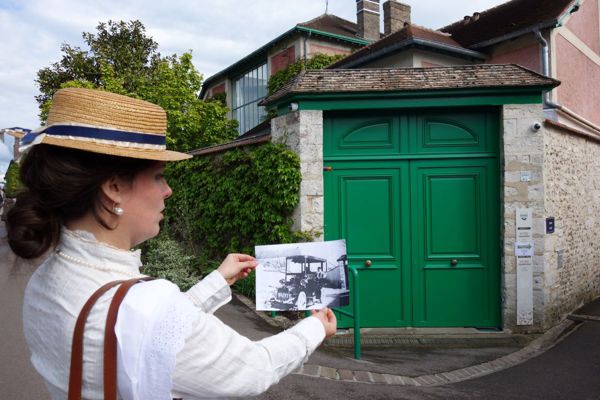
<box><xmin>162</xmin><ymin>143</ymin><xmax>309</xmax><ymax>297</ymax></box>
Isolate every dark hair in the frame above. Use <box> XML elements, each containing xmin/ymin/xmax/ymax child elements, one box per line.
<box><xmin>6</xmin><ymin>144</ymin><xmax>156</xmax><ymax>259</ymax></box>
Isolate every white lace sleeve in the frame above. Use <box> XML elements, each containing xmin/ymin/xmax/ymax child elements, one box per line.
<box><xmin>115</xmin><ymin>279</ymin><xmax>199</xmax><ymax>400</ymax></box>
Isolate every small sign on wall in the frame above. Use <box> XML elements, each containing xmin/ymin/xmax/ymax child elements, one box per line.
<box><xmin>546</xmin><ymin>217</ymin><xmax>555</xmax><ymax>234</ymax></box>
<box><xmin>516</xmin><ymin>208</ymin><xmax>534</xmax><ymax>325</ymax></box>
<box><xmin>515</xmin><ymin>242</ymin><xmax>534</xmax><ymax>257</ymax></box>
<box><xmin>516</xmin><ymin>208</ymin><xmax>533</xmax><ymax>241</ymax></box>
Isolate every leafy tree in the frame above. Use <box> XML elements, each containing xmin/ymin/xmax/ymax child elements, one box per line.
<box><xmin>3</xmin><ymin>160</ymin><xmax>22</xmax><ymax>198</ymax></box>
<box><xmin>36</xmin><ymin>20</ymin><xmax>157</xmax><ymax>115</ymax></box>
<box><xmin>36</xmin><ymin>20</ymin><xmax>237</xmax><ymax>151</ymax></box>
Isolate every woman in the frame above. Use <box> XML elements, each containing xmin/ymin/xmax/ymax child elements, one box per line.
<box><xmin>6</xmin><ymin>88</ymin><xmax>336</xmax><ymax>399</ymax></box>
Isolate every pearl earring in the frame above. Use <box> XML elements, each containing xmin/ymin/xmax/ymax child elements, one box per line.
<box><xmin>113</xmin><ymin>204</ymin><xmax>124</xmax><ymax>216</ymax></box>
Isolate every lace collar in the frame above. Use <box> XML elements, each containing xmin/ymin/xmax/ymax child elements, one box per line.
<box><xmin>55</xmin><ymin>227</ymin><xmax>143</xmax><ymax>277</ymax></box>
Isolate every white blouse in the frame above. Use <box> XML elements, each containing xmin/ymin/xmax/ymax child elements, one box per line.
<box><xmin>23</xmin><ymin>228</ymin><xmax>325</xmax><ymax>399</ymax></box>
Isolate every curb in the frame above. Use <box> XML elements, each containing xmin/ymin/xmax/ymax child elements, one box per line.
<box><xmin>233</xmin><ymin>292</ymin><xmax>579</xmax><ymax>386</ymax></box>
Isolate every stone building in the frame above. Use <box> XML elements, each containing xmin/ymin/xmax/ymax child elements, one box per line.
<box><xmin>193</xmin><ymin>0</ymin><xmax>600</xmax><ymax>334</ymax></box>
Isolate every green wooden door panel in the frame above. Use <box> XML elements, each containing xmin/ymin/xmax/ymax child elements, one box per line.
<box><xmin>342</xmin><ymin>176</ymin><xmax>395</xmax><ymax>256</ymax></box>
<box><xmin>324</xmin><ymin>112</ymin><xmax>404</xmax><ymax>158</ymax></box>
<box><xmin>324</xmin><ymin>162</ymin><xmax>411</xmax><ymax>327</ymax></box>
<box><xmin>411</xmin><ymin>109</ymin><xmax>497</xmax><ymax>155</ymax></box>
<box><xmin>411</xmin><ymin>159</ymin><xmax>500</xmax><ymax>327</ymax></box>
<box><xmin>323</xmin><ymin>108</ymin><xmax>500</xmax><ymax>328</ymax></box>
<box><xmin>420</xmin><ymin>268</ymin><xmax>492</xmax><ymax>324</ymax></box>
<box><xmin>428</xmin><ymin>173</ymin><xmax>480</xmax><ymax>257</ymax></box>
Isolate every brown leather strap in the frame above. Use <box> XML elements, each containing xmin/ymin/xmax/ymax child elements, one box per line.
<box><xmin>67</xmin><ymin>277</ymin><xmax>155</xmax><ymax>400</ymax></box>
<box><xmin>68</xmin><ymin>279</ymin><xmax>126</xmax><ymax>400</ymax></box>
<box><xmin>104</xmin><ymin>277</ymin><xmax>154</xmax><ymax>400</ymax></box>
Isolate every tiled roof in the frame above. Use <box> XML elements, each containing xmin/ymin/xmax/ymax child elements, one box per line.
<box><xmin>201</xmin><ymin>14</ymin><xmax>365</xmax><ymax>98</ymax></box>
<box><xmin>440</xmin><ymin>0</ymin><xmax>577</xmax><ymax>48</ymax></box>
<box><xmin>262</xmin><ymin>64</ymin><xmax>560</xmax><ymax>105</ymax></box>
<box><xmin>329</xmin><ymin>24</ymin><xmax>479</xmax><ymax>68</ymax></box>
<box><xmin>298</xmin><ymin>14</ymin><xmax>361</xmax><ymax>39</ymax></box>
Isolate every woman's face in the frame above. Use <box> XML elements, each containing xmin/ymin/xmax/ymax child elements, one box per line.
<box><xmin>119</xmin><ymin>162</ymin><xmax>172</xmax><ymax>247</ymax></box>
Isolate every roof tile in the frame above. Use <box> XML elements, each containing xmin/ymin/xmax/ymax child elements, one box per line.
<box><xmin>298</xmin><ymin>13</ymin><xmax>360</xmax><ymax>38</ymax></box>
<box><xmin>262</xmin><ymin>64</ymin><xmax>560</xmax><ymax>105</ymax></box>
<box><xmin>330</xmin><ymin>24</ymin><xmax>469</xmax><ymax>68</ymax></box>
<box><xmin>440</xmin><ymin>0</ymin><xmax>576</xmax><ymax>48</ymax></box>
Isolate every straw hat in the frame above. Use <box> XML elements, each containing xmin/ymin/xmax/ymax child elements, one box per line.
<box><xmin>20</xmin><ymin>88</ymin><xmax>191</xmax><ymax>161</ymax></box>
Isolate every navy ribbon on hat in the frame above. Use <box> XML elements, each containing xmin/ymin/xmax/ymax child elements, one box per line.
<box><xmin>21</xmin><ymin>125</ymin><xmax>166</xmax><ymax>146</ymax></box>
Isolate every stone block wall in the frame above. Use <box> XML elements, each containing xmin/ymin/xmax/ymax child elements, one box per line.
<box><xmin>503</xmin><ymin>103</ymin><xmax>600</xmax><ymax>332</ymax></box>
<box><xmin>502</xmin><ymin>103</ymin><xmax>547</xmax><ymax>332</ymax></box>
<box><xmin>542</xmin><ymin>125</ymin><xmax>600</xmax><ymax>324</ymax></box>
<box><xmin>271</xmin><ymin>110</ymin><xmax>324</xmax><ymax>239</ymax></box>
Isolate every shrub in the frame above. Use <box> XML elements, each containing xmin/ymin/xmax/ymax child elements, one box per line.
<box><xmin>142</xmin><ymin>232</ymin><xmax>202</xmax><ymax>291</ymax></box>
<box><xmin>163</xmin><ymin>142</ymin><xmax>308</xmax><ymax>298</ymax></box>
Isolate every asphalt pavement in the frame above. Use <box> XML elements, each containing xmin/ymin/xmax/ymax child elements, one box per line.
<box><xmin>0</xmin><ymin>223</ymin><xmax>49</xmax><ymax>399</ymax></box>
<box><xmin>2</xmin><ymin>221</ymin><xmax>600</xmax><ymax>400</ymax></box>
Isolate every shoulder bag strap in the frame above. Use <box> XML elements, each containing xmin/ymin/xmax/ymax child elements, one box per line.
<box><xmin>68</xmin><ymin>279</ymin><xmax>126</xmax><ymax>400</ymax></box>
<box><xmin>67</xmin><ymin>276</ymin><xmax>155</xmax><ymax>400</ymax></box>
<box><xmin>103</xmin><ymin>276</ymin><xmax>155</xmax><ymax>400</ymax></box>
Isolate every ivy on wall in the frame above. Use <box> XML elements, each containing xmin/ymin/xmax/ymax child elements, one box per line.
<box><xmin>162</xmin><ymin>143</ymin><xmax>308</xmax><ymax>297</ymax></box>
<box><xmin>267</xmin><ymin>53</ymin><xmax>345</xmax><ymax>96</ymax></box>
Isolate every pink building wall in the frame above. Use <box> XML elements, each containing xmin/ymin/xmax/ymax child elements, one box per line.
<box><xmin>565</xmin><ymin>0</ymin><xmax>600</xmax><ymax>55</ymax></box>
<box><xmin>554</xmin><ymin>0</ymin><xmax>600</xmax><ymax>127</ymax></box>
<box><xmin>487</xmin><ymin>43</ymin><xmax>541</xmax><ymax>73</ymax></box>
<box><xmin>555</xmin><ymin>35</ymin><xmax>600</xmax><ymax>126</ymax></box>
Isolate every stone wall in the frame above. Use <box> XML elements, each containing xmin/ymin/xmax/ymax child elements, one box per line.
<box><xmin>271</xmin><ymin>110</ymin><xmax>324</xmax><ymax>239</ymax></box>
<box><xmin>542</xmin><ymin>124</ymin><xmax>600</xmax><ymax>324</ymax></box>
<box><xmin>503</xmin><ymin>103</ymin><xmax>600</xmax><ymax>332</ymax></box>
<box><xmin>501</xmin><ymin>103</ymin><xmax>547</xmax><ymax>332</ymax></box>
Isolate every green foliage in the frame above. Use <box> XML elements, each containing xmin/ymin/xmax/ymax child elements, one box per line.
<box><xmin>210</xmin><ymin>92</ymin><xmax>227</xmax><ymax>106</ymax></box>
<box><xmin>36</xmin><ymin>20</ymin><xmax>157</xmax><ymax>118</ymax></box>
<box><xmin>3</xmin><ymin>161</ymin><xmax>22</xmax><ymax>198</ymax></box>
<box><xmin>166</xmin><ymin>143</ymin><xmax>303</xmax><ymax>258</ymax></box>
<box><xmin>234</xmin><ymin>269</ymin><xmax>256</xmax><ymax>299</ymax></box>
<box><xmin>36</xmin><ymin>20</ymin><xmax>237</xmax><ymax>151</ymax></box>
<box><xmin>141</xmin><ymin>232</ymin><xmax>201</xmax><ymax>291</ymax></box>
<box><xmin>267</xmin><ymin>53</ymin><xmax>345</xmax><ymax>96</ymax></box>
<box><xmin>164</xmin><ymin>143</ymin><xmax>306</xmax><ymax>297</ymax></box>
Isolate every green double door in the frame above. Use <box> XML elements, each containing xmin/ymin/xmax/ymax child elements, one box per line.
<box><xmin>324</xmin><ymin>108</ymin><xmax>500</xmax><ymax>328</ymax></box>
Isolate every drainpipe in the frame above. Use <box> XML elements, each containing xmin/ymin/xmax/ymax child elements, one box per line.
<box><xmin>534</xmin><ymin>30</ymin><xmax>560</xmax><ymax>109</ymax></box>
<box><xmin>303</xmin><ymin>30</ymin><xmax>312</xmax><ymax>66</ymax></box>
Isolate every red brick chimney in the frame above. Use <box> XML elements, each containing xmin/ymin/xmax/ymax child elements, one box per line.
<box><xmin>356</xmin><ymin>0</ymin><xmax>380</xmax><ymax>41</ymax></box>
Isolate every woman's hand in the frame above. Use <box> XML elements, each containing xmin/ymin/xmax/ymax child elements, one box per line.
<box><xmin>310</xmin><ymin>307</ymin><xmax>337</xmax><ymax>338</ymax></box>
<box><xmin>217</xmin><ymin>253</ymin><xmax>258</xmax><ymax>286</ymax></box>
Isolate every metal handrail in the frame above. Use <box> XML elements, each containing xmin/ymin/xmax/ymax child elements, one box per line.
<box><xmin>270</xmin><ymin>265</ymin><xmax>361</xmax><ymax>359</ymax></box>
<box><xmin>332</xmin><ymin>265</ymin><xmax>361</xmax><ymax>359</ymax></box>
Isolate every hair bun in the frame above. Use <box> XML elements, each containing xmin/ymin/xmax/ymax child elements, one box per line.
<box><xmin>6</xmin><ymin>192</ymin><xmax>58</xmax><ymax>259</ymax></box>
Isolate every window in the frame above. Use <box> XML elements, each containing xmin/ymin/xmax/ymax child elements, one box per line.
<box><xmin>232</xmin><ymin>63</ymin><xmax>268</xmax><ymax>134</ymax></box>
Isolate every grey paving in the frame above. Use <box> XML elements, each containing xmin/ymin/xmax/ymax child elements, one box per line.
<box><xmin>0</xmin><ymin>224</ymin><xmax>50</xmax><ymax>399</ymax></box>
<box><xmin>233</xmin><ymin>293</ymin><xmax>575</xmax><ymax>387</ymax></box>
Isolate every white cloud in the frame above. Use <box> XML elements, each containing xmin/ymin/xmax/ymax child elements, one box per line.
<box><xmin>1</xmin><ymin>0</ymin><xmax>507</xmax><ymax>130</ymax></box>
<box><xmin>0</xmin><ymin>142</ymin><xmax>10</xmax><ymax>159</ymax></box>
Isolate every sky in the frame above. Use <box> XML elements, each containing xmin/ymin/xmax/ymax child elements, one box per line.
<box><xmin>0</xmin><ymin>0</ymin><xmax>508</xmax><ymax>179</ymax></box>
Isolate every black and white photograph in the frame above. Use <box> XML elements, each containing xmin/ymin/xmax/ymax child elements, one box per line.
<box><xmin>255</xmin><ymin>240</ymin><xmax>349</xmax><ymax>311</ymax></box>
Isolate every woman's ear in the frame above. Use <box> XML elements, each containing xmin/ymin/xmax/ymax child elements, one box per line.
<box><xmin>99</xmin><ymin>175</ymin><xmax>129</xmax><ymax>205</ymax></box>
